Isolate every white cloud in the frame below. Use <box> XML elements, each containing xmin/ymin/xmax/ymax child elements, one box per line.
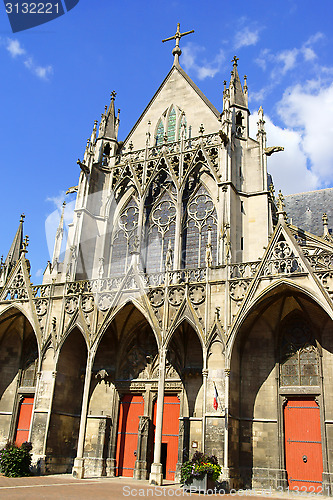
<box><xmin>234</xmin><ymin>28</ymin><xmax>259</xmax><ymax>50</ymax></box>
<box><xmin>182</xmin><ymin>44</ymin><xmax>225</xmax><ymax>80</ymax></box>
<box><xmin>35</xmin><ymin>268</ymin><xmax>44</xmax><ymax>277</ymax></box>
<box><xmin>24</xmin><ymin>57</ymin><xmax>53</xmax><ymax>80</ymax></box>
<box><xmin>6</xmin><ymin>39</ymin><xmax>25</xmax><ymax>57</ymax></box>
<box><xmin>250</xmin><ymin>78</ymin><xmax>333</xmax><ymax>194</ymax></box>
<box><xmin>277</xmin><ymin>81</ymin><xmax>333</xmax><ymax>186</ymax></box>
<box><xmin>276</xmin><ymin>49</ymin><xmax>298</xmax><ymax>75</ymax></box>
<box><xmin>252</xmin><ymin>33</ymin><xmax>325</xmax><ymax>102</ymax></box>
<box><xmin>1</xmin><ymin>37</ymin><xmax>53</xmax><ymax>80</ymax></box>
<box><xmin>250</xmin><ymin>113</ymin><xmax>319</xmax><ymax>195</ymax></box>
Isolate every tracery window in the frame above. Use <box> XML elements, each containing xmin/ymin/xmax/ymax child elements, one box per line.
<box><xmin>145</xmin><ymin>192</ymin><xmax>176</xmax><ymax>273</ymax></box>
<box><xmin>280</xmin><ymin>317</ymin><xmax>319</xmax><ymax>386</ymax></box>
<box><xmin>182</xmin><ymin>184</ymin><xmax>217</xmax><ymax>268</ymax></box>
<box><xmin>109</xmin><ymin>198</ymin><xmax>139</xmax><ymax>275</ymax></box>
<box><xmin>167</xmin><ymin>107</ymin><xmax>176</xmax><ymax>143</ymax></box>
<box><xmin>156</xmin><ymin>119</ymin><xmax>164</xmax><ymax>146</ymax></box>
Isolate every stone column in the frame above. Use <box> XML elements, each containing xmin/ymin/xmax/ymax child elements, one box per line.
<box><xmin>223</xmin><ymin>368</ymin><xmax>230</xmax><ymax>471</ymax></box>
<box><xmin>202</xmin><ymin>368</ymin><xmax>208</xmax><ymax>452</ymax></box>
<box><xmin>149</xmin><ymin>346</ymin><xmax>166</xmax><ymax>485</ymax></box>
<box><xmin>175</xmin><ymin>416</ymin><xmax>189</xmax><ymax>482</ymax></box>
<box><xmin>72</xmin><ymin>351</ymin><xmax>93</xmax><ymax>479</ymax></box>
<box><xmin>134</xmin><ymin>415</ymin><xmax>151</xmax><ymax>480</ymax></box>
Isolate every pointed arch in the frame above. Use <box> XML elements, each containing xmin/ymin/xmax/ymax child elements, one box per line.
<box><xmin>0</xmin><ymin>306</ymin><xmax>39</xmax><ymax>447</ymax></box>
<box><xmin>94</xmin><ymin>299</ymin><xmax>160</xmax><ymax>354</ymax></box>
<box><xmin>0</xmin><ymin>304</ymin><xmax>40</xmax><ymax>348</ymax></box>
<box><xmin>166</xmin><ymin>315</ymin><xmax>204</xmax><ymax>351</ymax></box>
<box><xmin>228</xmin><ymin>279</ymin><xmax>333</xmax><ymax>358</ymax></box>
<box><xmin>46</xmin><ymin>326</ymin><xmax>88</xmax><ymax>473</ymax></box>
<box><xmin>57</xmin><ymin>320</ymin><xmax>88</xmax><ymax>359</ymax></box>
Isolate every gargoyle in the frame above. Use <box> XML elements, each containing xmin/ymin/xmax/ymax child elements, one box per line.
<box><xmin>77</xmin><ymin>158</ymin><xmax>89</xmax><ymax>174</ymax></box>
<box><xmin>66</xmin><ymin>186</ymin><xmax>78</xmax><ymax>195</ymax></box>
<box><xmin>219</xmin><ymin>130</ymin><xmax>229</xmax><ymax>146</ymax></box>
<box><xmin>264</xmin><ymin>146</ymin><xmax>284</xmax><ymax>156</ymax></box>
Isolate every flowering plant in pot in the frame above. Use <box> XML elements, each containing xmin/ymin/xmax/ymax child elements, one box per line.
<box><xmin>181</xmin><ymin>451</ymin><xmax>221</xmax><ymax>490</ymax></box>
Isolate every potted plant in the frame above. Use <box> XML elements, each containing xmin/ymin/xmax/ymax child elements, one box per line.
<box><xmin>181</xmin><ymin>451</ymin><xmax>221</xmax><ymax>493</ymax></box>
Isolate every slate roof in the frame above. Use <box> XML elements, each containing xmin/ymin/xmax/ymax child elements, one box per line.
<box><xmin>284</xmin><ymin>188</ymin><xmax>333</xmax><ymax>237</ymax></box>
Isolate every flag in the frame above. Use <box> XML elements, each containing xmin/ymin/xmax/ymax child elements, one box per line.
<box><xmin>213</xmin><ymin>382</ymin><xmax>218</xmax><ymax>410</ymax></box>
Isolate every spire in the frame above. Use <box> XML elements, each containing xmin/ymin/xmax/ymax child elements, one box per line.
<box><xmin>0</xmin><ymin>214</ymin><xmax>25</xmax><ymax>285</ymax></box>
<box><xmin>162</xmin><ymin>23</ymin><xmax>194</xmax><ymax>67</ymax></box>
<box><xmin>52</xmin><ymin>202</ymin><xmax>66</xmax><ymax>266</ymax></box>
<box><xmin>229</xmin><ymin>56</ymin><xmax>247</xmax><ymax>107</ymax></box>
<box><xmin>5</xmin><ymin>214</ymin><xmax>25</xmax><ymax>267</ymax></box>
<box><xmin>257</xmin><ymin>106</ymin><xmax>266</xmax><ymax>135</ymax></box>
<box><xmin>104</xmin><ymin>91</ymin><xmax>120</xmax><ymax>140</ymax></box>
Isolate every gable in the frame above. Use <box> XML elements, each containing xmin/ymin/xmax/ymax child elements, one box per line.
<box><xmin>124</xmin><ymin>65</ymin><xmax>221</xmax><ymax>150</ymax></box>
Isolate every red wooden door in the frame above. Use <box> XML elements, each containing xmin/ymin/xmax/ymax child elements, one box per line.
<box><xmin>116</xmin><ymin>394</ymin><xmax>144</xmax><ymax>477</ymax></box>
<box><xmin>153</xmin><ymin>395</ymin><xmax>180</xmax><ymax>481</ymax></box>
<box><xmin>14</xmin><ymin>396</ymin><xmax>34</xmax><ymax>446</ymax></box>
<box><xmin>284</xmin><ymin>398</ymin><xmax>323</xmax><ymax>492</ymax></box>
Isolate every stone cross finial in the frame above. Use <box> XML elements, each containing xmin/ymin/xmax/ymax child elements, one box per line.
<box><xmin>110</xmin><ymin>90</ymin><xmax>116</xmax><ymax>101</ymax></box>
<box><xmin>162</xmin><ymin>23</ymin><xmax>194</xmax><ymax>65</ymax></box>
<box><xmin>20</xmin><ymin>213</ymin><xmax>25</xmax><ymax>223</ymax></box>
<box><xmin>232</xmin><ymin>55</ymin><xmax>239</xmax><ymax>66</ymax></box>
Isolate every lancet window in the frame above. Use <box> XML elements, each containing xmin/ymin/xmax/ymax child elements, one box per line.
<box><xmin>182</xmin><ymin>184</ymin><xmax>217</xmax><ymax>268</ymax></box>
<box><xmin>145</xmin><ymin>191</ymin><xmax>176</xmax><ymax>273</ymax></box>
<box><xmin>167</xmin><ymin>107</ymin><xmax>176</xmax><ymax>143</ymax></box>
<box><xmin>156</xmin><ymin>119</ymin><xmax>164</xmax><ymax>146</ymax></box>
<box><xmin>155</xmin><ymin>106</ymin><xmax>186</xmax><ymax>145</ymax></box>
<box><xmin>280</xmin><ymin>316</ymin><xmax>319</xmax><ymax>387</ymax></box>
<box><xmin>109</xmin><ymin>198</ymin><xmax>139</xmax><ymax>276</ymax></box>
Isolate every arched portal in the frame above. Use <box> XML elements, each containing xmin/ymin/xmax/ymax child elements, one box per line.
<box><xmin>167</xmin><ymin>321</ymin><xmax>204</xmax><ymax>478</ymax></box>
<box><xmin>83</xmin><ymin>304</ymin><xmax>159</xmax><ymax>479</ymax></box>
<box><xmin>229</xmin><ymin>288</ymin><xmax>333</xmax><ymax>492</ymax></box>
<box><xmin>0</xmin><ymin>308</ymin><xmax>38</xmax><ymax>448</ymax></box>
<box><xmin>46</xmin><ymin>327</ymin><xmax>87</xmax><ymax>473</ymax></box>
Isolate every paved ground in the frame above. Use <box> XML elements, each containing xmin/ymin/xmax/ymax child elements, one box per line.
<box><xmin>0</xmin><ymin>475</ymin><xmax>329</xmax><ymax>500</ymax></box>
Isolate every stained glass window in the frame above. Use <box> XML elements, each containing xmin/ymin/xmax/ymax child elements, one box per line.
<box><xmin>167</xmin><ymin>107</ymin><xmax>176</xmax><ymax>143</ymax></box>
<box><xmin>156</xmin><ymin>119</ymin><xmax>164</xmax><ymax>146</ymax></box>
<box><xmin>145</xmin><ymin>192</ymin><xmax>176</xmax><ymax>273</ymax></box>
<box><xmin>182</xmin><ymin>185</ymin><xmax>217</xmax><ymax>268</ymax></box>
<box><xmin>109</xmin><ymin>198</ymin><xmax>139</xmax><ymax>275</ymax></box>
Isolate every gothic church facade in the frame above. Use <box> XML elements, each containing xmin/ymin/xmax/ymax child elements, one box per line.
<box><xmin>0</xmin><ymin>26</ymin><xmax>333</xmax><ymax>493</ymax></box>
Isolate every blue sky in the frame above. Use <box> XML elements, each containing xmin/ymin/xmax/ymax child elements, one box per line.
<box><xmin>1</xmin><ymin>0</ymin><xmax>333</xmax><ymax>281</ymax></box>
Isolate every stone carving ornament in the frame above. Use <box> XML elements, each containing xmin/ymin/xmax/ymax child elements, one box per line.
<box><xmin>149</xmin><ymin>288</ymin><xmax>165</xmax><ymax>308</ymax></box>
<box><xmin>189</xmin><ymin>285</ymin><xmax>205</xmax><ymax>305</ymax></box>
<box><xmin>35</xmin><ymin>298</ymin><xmax>48</xmax><ymax>316</ymax></box>
<box><xmin>64</xmin><ymin>296</ymin><xmax>78</xmax><ymax>314</ymax></box>
<box><xmin>97</xmin><ymin>293</ymin><xmax>114</xmax><ymax>311</ymax></box>
<box><xmin>168</xmin><ymin>286</ymin><xmax>185</xmax><ymax>306</ymax></box>
<box><xmin>82</xmin><ymin>295</ymin><xmax>95</xmax><ymax>313</ymax></box>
